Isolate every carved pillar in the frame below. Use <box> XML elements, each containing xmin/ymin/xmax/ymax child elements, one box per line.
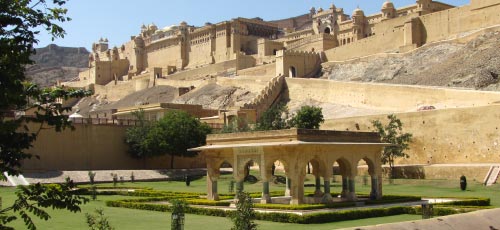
<box><xmin>261</xmin><ymin>168</ymin><xmax>272</xmax><ymax>204</ymax></box>
<box><xmin>347</xmin><ymin>176</ymin><xmax>357</xmax><ymax>201</ymax></box>
<box><xmin>285</xmin><ymin>177</ymin><xmax>291</xmax><ymax>196</ymax></box>
<box><xmin>206</xmin><ymin>160</ymin><xmax>220</xmax><ymax>201</ymax></box>
<box><xmin>314</xmin><ymin>176</ymin><xmax>323</xmax><ymax>197</ymax></box>
<box><xmin>207</xmin><ymin>176</ymin><xmax>219</xmax><ymax>200</ymax></box>
<box><xmin>341</xmin><ymin>175</ymin><xmax>349</xmax><ymax>198</ymax></box>
<box><xmin>322</xmin><ymin>173</ymin><xmax>333</xmax><ymax>204</ymax></box>
<box><xmin>370</xmin><ymin>176</ymin><xmax>379</xmax><ymax>200</ymax></box>
<box><xmin>289</xmin><ymin>171</ymin><xmax>305</xmax><ymax>205</ymax></box>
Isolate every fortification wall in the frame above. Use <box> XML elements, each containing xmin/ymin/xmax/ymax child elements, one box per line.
<box><xmin>93</xmin><ymin>81</ymin><xmax>136</xmax><ymax>102</ymax></box>
<box><xmin>236</xmin><ymin>63</ymin><xmax>276</xmax><ymax>77</ymax></box>
<box><xmin>23</xmin><ymin>124</ymin><xmax>205</xmax><ymax>171</ymax></box>
<box><xmin>324</xmin><ymin>1</ymin><xmax>500</xmax><ymax>62</ymax></box>
<box><xmin>324</xmin><ymin>24</ymin><xmax>405</xmax><ymax>61</ymax></box>
<box><xmin>322</xmin><ymin>105</ymin><xmax>500</xmax><ymax>181</ymax></box>
<box><xmin>216</xmin><ymin>76</ymin><xmax>270</xmax><ymax>92</ymax></box>
<box><xmin>276</xmin><ymin>50</ymin><xmax>320</xmax><ymax>78</ymax></box>
<box><xmin>146</xmin><ymin>45</ymin><xmax>181</xmax><ymax>70</ymax></box>
<box><xmin>188</xmin><ymin>40</ymin><xmax>214</xmax><ymax>67</ymax></box>
<box><xmin>285</xmin><ymin>79</ymin><xmax>500</xmax><ymax>111</ymax></box>
<box><xmin>165</xmin><ymin>59</ymin><xmax>237</xmax><ymax>81</ymax></box>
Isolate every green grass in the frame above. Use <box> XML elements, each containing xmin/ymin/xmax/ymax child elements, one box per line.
<box><xmin>1</xmin><ymin>176</ymin><xmax>499</xmax><ymax>229</ymax></box>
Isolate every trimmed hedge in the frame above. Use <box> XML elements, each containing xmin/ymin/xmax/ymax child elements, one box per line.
<box><xmin>106</xmin><ymin>198</ymin><xmax>488</xmax><ymax>224</ymax></box>
<box><xmin>254</xmin><ymin>202</ymin><xmax>356</xmax><ymax>210</ymax></box>
<box><xmin>185</xmin><ymin>199</ymin><xmax>231</xmax><ymax>206</ymax></box>
<box><xmin>434</xmin><ymin>198</ymin><xmax>490</xmax><ymax>207</ymax></box>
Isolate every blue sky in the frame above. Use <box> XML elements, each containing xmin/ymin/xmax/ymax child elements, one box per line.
<box><xmin>35</xmin><ymin>0</ymin><xmax>470</xmax><ymax>50</ymax></box>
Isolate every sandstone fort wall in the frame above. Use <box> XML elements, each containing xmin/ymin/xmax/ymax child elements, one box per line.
<box><xmin>23</xmin><ymin>124</ymin><xmax>206</xmax><ymax>171</ymax></box>
<box><xmin>286</xmin><ymin>78</ymin><xmax>500</xmax><ymax>112</ymax></box>
<box><xmin>323</xmin><ymin>105</ymin><xmax>500</xmax><ymax>181</ymax></box>
<box><xmin>324</xmin><ymin>1</ymin><xmax>500</xmax><ymax>62</ymax></box>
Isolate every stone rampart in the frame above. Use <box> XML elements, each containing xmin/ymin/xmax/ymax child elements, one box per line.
<box><xmin>322</xmin><ymin>105</ymin><xmax>500</xmax><ymax>181</ymax></box>
<box><xmin>286</xmin><ymin>78</ymin><xmax>500</xmax><ymax>112</ymax></box>
<box><xmin>23</xmin><ymin>124</ymin><xmax>205</xmax><ymax>171</ymax></box>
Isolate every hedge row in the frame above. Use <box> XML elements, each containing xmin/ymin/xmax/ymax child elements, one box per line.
<box><xmin>254</xmin><ymin>201</ymin><xmax>355</xmax><ymax>210</ymax></box>
<box><xmin>185</xmin><ymin>199</ymin><xmax>231</xmax><ymax>206</ymax></box>
<box><xmin>107</xmin><ymin>199</ymin><xmax>465</xmax><ymax>224</ymax></box>
<box><xmin>434</xmin><ymin>198</ymin><xmax>490</xmax><ymax>207</ymax></box>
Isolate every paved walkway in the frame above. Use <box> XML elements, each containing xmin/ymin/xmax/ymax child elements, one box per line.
<box><xmin>340</xmin><ymin>208</ymin><xmax>500</xmax><ymax>230</ymax></box>
<box><xmin>0</xmin><ymin>169</ymin><xmax>207</xmax><ymax>186</ymax></box>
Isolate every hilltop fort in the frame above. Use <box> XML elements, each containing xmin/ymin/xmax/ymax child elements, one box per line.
<box><xmin>24</xmin><ymin>0</ymin><xmax>500</xmax><ymax>182</ymax></box>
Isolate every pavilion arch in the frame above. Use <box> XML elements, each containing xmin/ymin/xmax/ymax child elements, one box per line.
<box><xmin>265</xmin><ymin>158</ymin><xmax>290</xmax><ymax>176</ymax></box>
<box><xmin>303</xmin><ymin>156</ymin><xmax>327</xmax><ymax>177</ymax></box>
<box><xmin>355</xmin><ymin>156</ymin><xmax>383</xmax><ymax>199</ymax></box>
<box><xmin>333</xmin><ymin>157</ymin><xmax>353</xmax><ymax>177</ymax></box>
<box><xmin>236</xmin><ymin>157</ymin><xmax>261</xmax><ymax>179</ymax></box>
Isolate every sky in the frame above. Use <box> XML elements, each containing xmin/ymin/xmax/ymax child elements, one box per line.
<box><xmin>35</xmin><ymin>0</ymin><xmax>470</xmax><ymax>50</ymax></box>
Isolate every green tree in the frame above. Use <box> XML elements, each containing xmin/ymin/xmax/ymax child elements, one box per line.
<box><xmin>85</xmin><ymin>209</ymin><xmax>114</xmax><ymax>230</ymax></box>
<box><xmin>230</xmin><ymin>192</ymin><xmax>257</xmax><ymax>230</ymax></box>
<box><xmin>124</xmin><ymin>110</ymin><xmax>152</xmax><ymax>158</ymax></box>
<box><xmin>371</xmin><ymin>114</ymin><xmax>413</xmax><ymax>179</ymax></box>
<box><xmin>170</xmin><ymin>199</ymin><xmax>187</xmax><ymax>230</ymax></box>
<box><xmin>290</xmin><ymin>105</ymin><xmax>324</xmax><ymax>129</ymax></box>
<box><xmin>255</xmin><ymin>103</ymin><xmax>291</xmax><ymax>131</ymax></box>
<box><xmin>220</xmin><ymin>117</ymin><xmax>252</xmax><ymax>134</ymax></box>
<box><xmin>0</xmin><ymin>1</ymin><xmax>90</xmax><ymax>229</ymax></box>
<box><xmin>133</xmin><ymin>110</ymin><xmax>212</xmax><ymax>168</ymax></box>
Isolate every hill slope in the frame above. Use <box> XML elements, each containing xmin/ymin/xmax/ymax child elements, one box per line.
<box><xmin>26</xmin><ymin>44</ymin><xmax>89</xmax><ymax>87</ymax></box>
<box><xmin>323</xmin><ymin>30</ymin><xmax>500</xmax><ymax>90</ymax></box>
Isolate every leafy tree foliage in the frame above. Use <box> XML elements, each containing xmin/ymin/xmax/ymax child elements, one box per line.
<box><xmin>371</xmin><ymin>114</ymin><xmax>413</xmax><ymax>178</ymax></box>
<box><xmin>124</xmin><ymin>110</ymin><xmax>152</xmax><ymax>158</ymax></box>
<box><xmin>220</xmin><ymin>117</ymin><xmax>251</xmax><ymax>134</ymax></box>
<box><xmin>1</xmin><ymin>1</ymin><xmax>91</xmax><ymax>229</ymax></box>
<box><xmin>0</xmin><ymin>181</ymin><xmax>88</xmax><ymax>230</ymax></box>
<box><xmin>85</xmin><ymin>209</ymin><xmax>114</xmax><ymax>230</ymax></box>
<box><xmin>230</xmin><ymin>192</ymin><xmax>257</xmax><ymax>230</ymax></box>
<box><xmin>0</xmin><ymin>0</ymin><xmax>92</xmax><ymax>176</ymax></box>
<box><xmin>290</xmin><ymin>105</ymin><xmax>324</xmax><ymax>129</ymax></box>
<box><xmin>125</xmin><ymin>111</ymin><xmax>212</xmax><ymax>168</ymax></box>
<box><xmin>254</xmin><ymin>103</ymin><xmax>291</xmax><ymax>131</ymax></box>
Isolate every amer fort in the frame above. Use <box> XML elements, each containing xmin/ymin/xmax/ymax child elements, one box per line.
<box><xmin>8</xmin><ymin>0</ymin><xmax>500</xmax><ymax>228</ymax></box>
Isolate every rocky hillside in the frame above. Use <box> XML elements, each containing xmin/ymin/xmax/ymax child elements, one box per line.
<box><xmin>26</xmin><ymin>44</ymin><xmax>89</xmax><ymax>87</ymax></box>
<box><xmin>323</xmin><ymin>30</ymin><xmax>500</xmax><ymax>90</ymax></box>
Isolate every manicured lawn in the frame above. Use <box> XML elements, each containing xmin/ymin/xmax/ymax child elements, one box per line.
<box><xmin>1</xmin><ymin>176</ymin><xmax>498</xmax><ymax>230</ymax></box>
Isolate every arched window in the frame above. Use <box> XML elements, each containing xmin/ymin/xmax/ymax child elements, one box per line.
<box><xmin>324</xmin><ymin>27</ymin><xmax>331</xmax><ymax>34</ymax></box>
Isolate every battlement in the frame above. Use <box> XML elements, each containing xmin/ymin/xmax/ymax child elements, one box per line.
<box><xmin>277</xmin><ymin>49</ymin><xmax>320</xmax><ymax>57</ymax></box>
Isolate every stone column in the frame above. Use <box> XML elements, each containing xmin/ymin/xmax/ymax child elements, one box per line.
<box><xmin>322</xmin><ymin>175</ymin><xmax>333</xmax><ymax>203</ymax></box>
<box><xmin>377</xmin><ymin>174</ymin><xmax>383</xmax><ymax>199</ymax></box>
<box><xmin>285</xmin><ymin>177</ymin><xmax>291</xmax><ymax>196</ymax></box>
<box><xmin>370</xmin><ymin>176</ymin><xmax>379</xmax><ymax>200</ymax></box>
<box><xmin>261</xmin><ymin>181</ymin><xmax>271</xmax><ymax>204</ymax></box>
<box><xmin>261</xmin><ymin>169</ymin><xmax>272</xmax><ymax>204</ymax></box>
<box><xmin>347</xmin><ymin>177</ymin><xmax>357</xmax><ymax>201</ymax></box>
<box><xmin>341</xmin><ymin>175</ymin><xmax>349</xmax><ymax>198</ymax></box>
<box><xmin>314</xmin><ymin>176</ymin><xmax>323</xmax><ymax>197</ymax></box>
<box><xmin>289</xmin><ymin>172</ymin><xmax>305</xmax><ymax>205</ymax></box>
<box><xmin>207</xmin><ymin>176</ymin><xmax>219</xmax><ymax>200</ymax></box>
<box><xmin>206</xmin><ymin>160</ymin><xmax>220</xmax><ymax>201</ymax></box>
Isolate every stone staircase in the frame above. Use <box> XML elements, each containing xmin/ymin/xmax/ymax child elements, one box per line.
<box><xmin>483</xmin><ymin>166</ymin><xmax>500</xmax><ymax>186</ymax></box>
<box><xmin>242</xmin><ymin>75</ymin><xmax>285</xmax><ymax>118</ymax></box>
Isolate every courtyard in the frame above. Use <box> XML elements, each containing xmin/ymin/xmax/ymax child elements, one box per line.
<box><xmin>1</xmin><ymin>173</ymin><xmax>498</xmax><ymax>229</ymax></box>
